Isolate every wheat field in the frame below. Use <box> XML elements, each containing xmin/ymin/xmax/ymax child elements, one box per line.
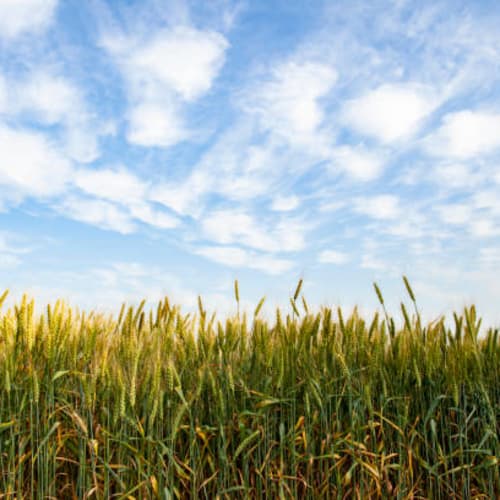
<box><xmin>0</xmin><ymin>279</ymin><xmax>498</xmax><ymax>499</ymax></box>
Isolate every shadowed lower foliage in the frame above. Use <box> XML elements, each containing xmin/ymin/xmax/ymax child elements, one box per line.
<box><xmin>0</xmin><ymin>280</ymin><xmax>498</xmax><ymax>499</ymax></box>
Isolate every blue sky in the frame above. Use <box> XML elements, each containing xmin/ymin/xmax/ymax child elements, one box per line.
<box><xmin>1</xmin><ymin>0</ymin><xmax>500</xmax><ymax>324</ymax></box>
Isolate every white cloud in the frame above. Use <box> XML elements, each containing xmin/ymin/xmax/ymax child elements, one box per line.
<box><xmin>74</xmin><ymin>166</ymin><xmax>180</xmax><ymax>230</ymax></box>
<box><xmin>0</xmin><ymin>253</ymin><xmax>20</xmax><ymax>269</ymax></box>
<box><xmin>103</xmin><ymin>26</ymin><xmax>228</xmax><ymax>147</ymax></box>
<box><xmin>318</xmin><ymin>199</ymin><xmax>345</xmax><ymax>213</ymax></box>
<box><xmin>128</xmin><ymin>204</ymin><xmax>179</xmax><ymax>229</ymax></box>
<box><xmin>436</xmin><ymin>203</ymin><xmax>472</xmax><ymax>225</ymax></box>
<box><xmin>128</xmin><ymin>27</ymin><xmax>228</xmax><ymax>101</ymax></box>
<box><xmin>195</xmin><ymin>245</ymin><xmax>294</xmax><ymax>275</ymax></box>
<box><xmin>152</xmin><ymin>146</ymin><xmax>278</xmax><ymax>219</ymax></box>
<box><xmin>354</xmin><ymin>195</ymin><xmax>400</xmax><ymax>220</ymax></box>
<box><xmin>127</xmin><ymin>101</ymin><xmax>187</xmax><ymax>147</ymax></box>
<box><xmin>271</xmin><ymin>195</ymin><xmax>300</xmax><ymax>212</ymax></box>
<box><xmin>0</xmin><ymin>74</ymin><xmax>7</xmax><ymax>112</ymax></box>
<box><xmin>435</xmin><ymin>194</ymin><xmax>499</xmax><ymax>237</ymax></box>
<box><xmin>63</xmin><ymin>128</ymin><xmax>101</xmax><ymax>164</ymax></box>
<box><xmin>151</xmin><ymin>170</ymin><xmax>209</xmax><ymax>218</ymax></box>
<box><xmin>473</xmin><ymin>189</ymin><xmax>500</xmax><ymax>214</ymax></box>
<box><xmin>318</xmin><ymin>249</ymin><xmax>349</xmax><ymax>265</ymax></box>
<box><xmin>213</xmin><ymin>143</ymin><xmax>283</xmax><ymax>200</ymax></box>
<box><xmin>151</xmin><ymin>138</ymin><xmax>239</xmax><ymax>217</ymax></box>
<box><xmin>201</xmin><ymin>210</ymin><xmax>273</xmax><ymax>250</ymax></box>
<box><xmin>18</xmin><ymin>72</ymin><xmax>102</xmax><ymax>162</ymax></box>
<box><xmin>0</xmin><ymin>125</ymin><xmax>72</xmax><ymax>200</ymax></box>
<box><xmin>147</xmin><ymin>56</ymin><xmax>338</xmax><ymax>217</ymax></box>
<box><xmin>0</xmin><ymin>232</ymin><xmax>28</xmax><ymax>269</ymax></box>
<box><xmin>331</xmin><ymin>145</ymin><xmax>385</xmax><ymax>181</ymax></box>
<box><xmin>480</xmin><ymin>247</ymin><xmax>500</xmax><ymax>265</ymax></box>
<box><xmin>1</xmin><ymin>71</ymin><xmax>102</xmax><ymax>163</ymax></box>
<box><xmin>150</xmin><ymin>124</ymin><xmax>318</xmax><ymax>219</ymax></box>
<box><xmin>0</xmin><ymin>232</ymin><xmax>30</xmax><ymax>255</ymax></box>
<box><xmin>15</xmin><ymin>72</ymin><xmax>82</xmax><ymax>125</ymax></box>
<box><xmin>425</xmin><ymin>110</ymin><xmax>500</xmax><ymax>158</ymax></box>
<box><xmin>0</xmin><ymin>135</ymin><xmax>180</xmax><ymax>232</ymax></box>
<box><xmin>242</xmin><ymin>61</ymin><xmax>337</xmax><ymax>152</ymax></box>
<box><xmin>184</xmin><ymin>128</ymin><xmax>288</xmax><ymax>206</ymax></box>
<box><xmin>201</xmin><ymin>209</ymin><xmax>306</xmax><ymax>253</ymax></box>
<box><xmin>57</xmin><ymin>197</ymin><xmax>136</xmax><ymax>234</ymax></box>
<box><xmin>0</xmin><ymin>0</ymin><xmax>57</xmax><ymax>39</ymax></box>
<box><xmin>341</xmin><ymin>83</ymin><xmax>437</xmax><ymax>143</ymax></box>
<box><xmin>434</xmin><ymin>163</ymin><xmax>479</xmax><ymax>189</ymax></box>
<box><xmin>384</xmin><ymin>213</ymin><xmax>428</xmax><ymax>239</ymax></box>
<box><xmin>469</xmin><ymin>219</ymin><xmax>498</xmax><ymax>238</ymax></box>
<box><xmin>74</xmin><ymin>167</ymin><xmax>147</xmax><ymax>204</ymax></box>
<box><xmin>360</xmin><ymin>254</ymin><xmax>388</xmax><ymax>271</ymax></box>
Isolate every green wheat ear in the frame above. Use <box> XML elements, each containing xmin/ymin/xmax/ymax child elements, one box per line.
<box><xmin>290</xmin><ymin>297</ymin><xmax>300</xmax><ymax>317</ymax></box>
<box><xmin>293</xmin><ymin>278</ymin><xmax>303</xmax><ymax>301</ymax></box>
<box><xmin>373</xmin><ymin>282</ymin><xmax>384</xmax><ymax>305</ymax></box>
<box><xmin>402</xmin><ymin>276</ymin><xmax>416</xmax><ymax>302</ymax></box>
<box><xmin>254</xmin><ymin>296</ymin><xmax>265</xmax><ymax>317</ymax></box>
<box><xmin>0</xmin><ymin>289</ymin><xmax>8</xmax><ymax>309</ymax></box>
<box><xmin>234</xmin><ymin>279</ymin><xmax>240</xmax><ymax>304</ymax></box>
<box><xmin>197</xmin><ymin>295</ymin><xmax>205</xmax><ymax>317</ymax></box>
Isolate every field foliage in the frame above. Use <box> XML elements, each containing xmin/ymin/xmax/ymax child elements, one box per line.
<box><xmin>0</xmin><ymin>280</ymin><xmax>499</xmax><ymax>498</ymax></box>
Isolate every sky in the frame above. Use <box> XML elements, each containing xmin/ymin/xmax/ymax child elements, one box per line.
<box><xmin>0</xmin><ymin>0</ymin><xmax>500</xmax><ymax>325</ymax></box>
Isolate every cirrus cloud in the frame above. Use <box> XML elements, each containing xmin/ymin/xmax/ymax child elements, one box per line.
<box><xmin>0</xmin><ymin>0</ymin><xmax>58</xmax><ymax>39</ymax></box>
<box><xmin>341</xmin><ymin>83</ymin><xmax>438</xmax><ymax>143</ymax></box>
